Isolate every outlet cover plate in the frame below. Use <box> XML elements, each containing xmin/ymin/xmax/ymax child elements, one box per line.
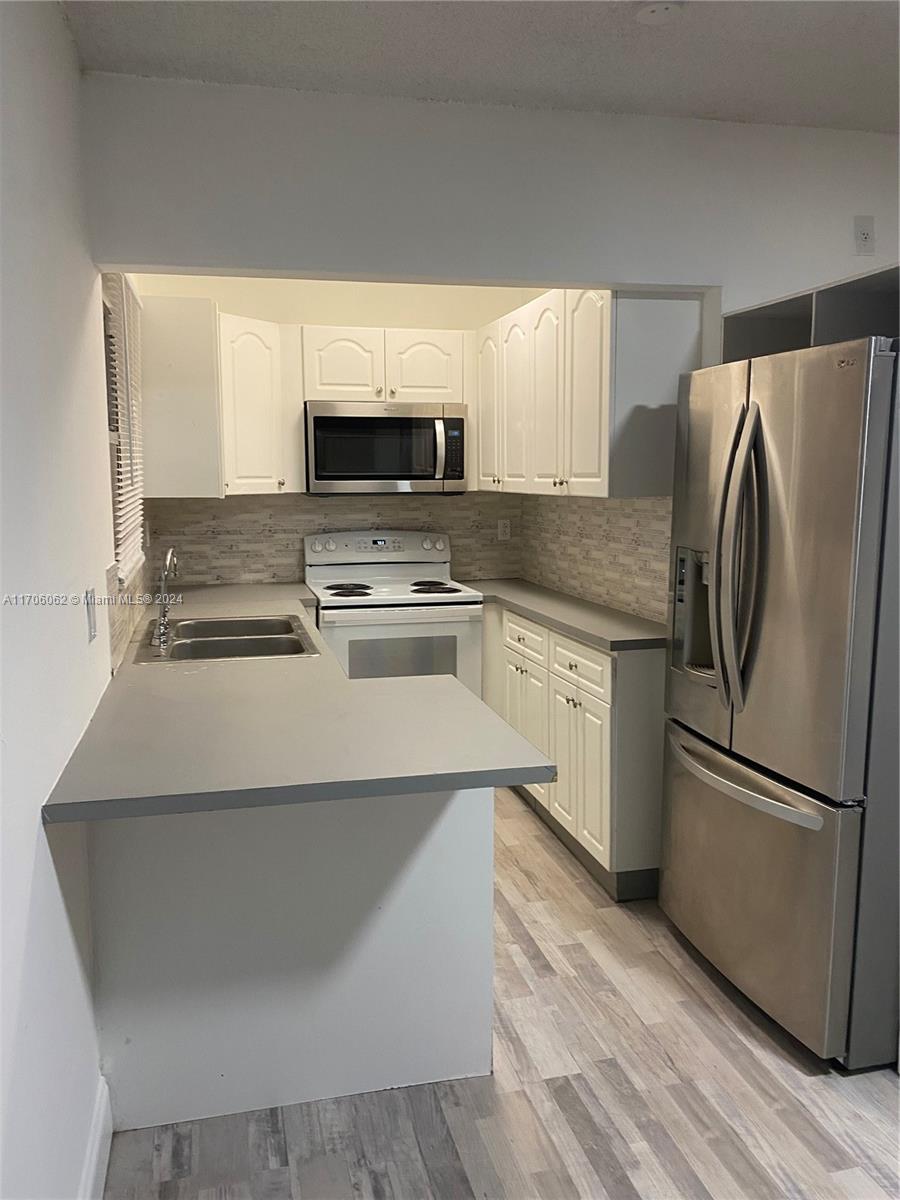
<box><xmin>854</xmin><ymin>215</ymin><xmax>875</xmax><ymax>256</ymax></box>
<box><xmin>497</xmin><ymin>519</ymin><xmax>511</xmax><ymax>542</ymax></box>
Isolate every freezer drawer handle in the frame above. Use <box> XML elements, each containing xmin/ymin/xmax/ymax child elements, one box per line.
<box><xmin>667</xmin><ymin>730</ymin><xmax>824</xmax><ymax>831</ymax></box>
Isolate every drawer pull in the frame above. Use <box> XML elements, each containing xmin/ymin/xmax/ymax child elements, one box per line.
<box><xmin>568</xmin><ymin>660</ymin><xmax>578</xmax><ymax>670</ymax></box>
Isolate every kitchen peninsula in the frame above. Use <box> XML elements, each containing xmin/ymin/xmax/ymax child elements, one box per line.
<box><xmin>45</xmin><ymin>584</ymin><xmax>555</xmax><ymax>1130</ymax></box>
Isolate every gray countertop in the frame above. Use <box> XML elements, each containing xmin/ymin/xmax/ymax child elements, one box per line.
<box><xmin>469</xmin><ymin>579</ymin><xmax>668</xmax><ymax>651</ymax></box>
<box><xmin>44</xmin><ymin>584</ymin><xmax>554</xmax><ymax>824</ymax></box>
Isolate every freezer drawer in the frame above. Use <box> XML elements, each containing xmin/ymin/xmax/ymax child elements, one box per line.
<box><xmin>660</xmin><ymin>722</ymin><xmax>861</xmax><ymax>1059</ymax></box>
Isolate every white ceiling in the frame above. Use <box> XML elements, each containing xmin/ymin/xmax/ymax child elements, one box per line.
<box><xmin>64</xmin><ymin>1</ymin><xmax>899</xmax><ymax>134</ymax></box>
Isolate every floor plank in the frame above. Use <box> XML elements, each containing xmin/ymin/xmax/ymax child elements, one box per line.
<box><xmin>104</xmin><ymin>789</ymin><xmax>899</xmax><ymax>1200</ymax></box>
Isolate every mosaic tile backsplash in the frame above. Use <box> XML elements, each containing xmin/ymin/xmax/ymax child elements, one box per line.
<box><xmin>145</xmin><ymin>493</ymin><xmax>524</xmax><ymax>585</ymax></box>
<box><xmin>146</xmin><ymin>492</ymin><xmax>672</xmax><ymax>623</ymax></box>
<box><xmin>520</xmin><ymin>495</ymin><xmax>673</xmax><ymax>623</ymax></box>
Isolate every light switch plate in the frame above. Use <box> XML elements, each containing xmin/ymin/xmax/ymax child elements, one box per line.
<box><xmin>85</xmin><ymin>587</ymin><xmax>97</xmax><ymax>642</ymax></box>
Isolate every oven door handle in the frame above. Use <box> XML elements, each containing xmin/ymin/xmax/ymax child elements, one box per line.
<box><xmin>320</xmin><ymin>604</ymin><xmax>484</xmax><ymax>627</ymax></box>
<box><xmin>435</xmin><ymin>418</ymin><xmax>447</xmax><ymax>480</ymax></box>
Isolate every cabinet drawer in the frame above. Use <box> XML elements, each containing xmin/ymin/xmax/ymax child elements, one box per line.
<box><xmin>503</xmin><ymin>611</ymin><xmax>548</xmax><ymax>666</ymax></box>
<box><xmin>550</xmin><ymin>634</ymin><xmax>614</xmax><ymax>703</ymax></box>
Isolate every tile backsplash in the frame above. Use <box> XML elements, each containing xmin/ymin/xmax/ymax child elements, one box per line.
<box><xmin>146</xmin><ymin>491</ymin><xmax>672</xmax><ymax>623</ymax></box>
<box><xmin>145</xmin><ymin>493</ymin><xmax>523</xmax><ymax>585</ymax></box>
<box><xmin>520</xmin><ymin>495</ymin><xmax>672</xmax><ymax>623</ymax></box>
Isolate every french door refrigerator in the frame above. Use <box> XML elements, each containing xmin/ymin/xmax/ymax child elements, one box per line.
<box><xmin>661</xmin><ymin>337</ymin><xmax>898</xmax><ymax>1068</ymax></box>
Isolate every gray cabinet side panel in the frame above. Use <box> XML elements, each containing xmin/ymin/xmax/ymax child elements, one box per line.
<box><xmin>845</xmin><ymin>367</ymin><xmax>899</xmax><ymax>1069</ymax></box>
<box><xmin>610</xmin><ymin>297</ymin><xmax>702</xmax><ymax>497</ymax></box>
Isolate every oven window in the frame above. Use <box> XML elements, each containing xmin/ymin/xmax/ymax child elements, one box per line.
<box><xmin>313</xmin><ymin>416</ymin><xmax>437</xmax><ymax>480</ymax></box>
<box><xmin>348</xmin><ymin>635</ymin><xmax>457</xmax><ymax>679</ymax></box>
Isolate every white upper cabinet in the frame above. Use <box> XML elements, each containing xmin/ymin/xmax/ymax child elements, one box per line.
<box><xmin>475</xmin><ymin>322</ymin><xmax>501</xmax><ymax>490</ymax></box>
<box><xmin>474</xmin><ymin>288</ymin><xmax>701</xmax><ymax>497</ymax></box>
<box><xmin>220</xmin><ymin>314</ymin><xmax>285</xmax><ymax>495</ymax></box>
<box><xmin>564</xmin><ymin>289</ymin><xmax>612</xmax><ymax>497</ymax></box>
<box><xmin>527</xmin><ymin>290</ymin><xmax>566</xmax><ymax>495</ymax></box>
<box><xmin>302</xmin><ymin>326</ymin><xmax>386</xmax><ymax>401</ymax></box>
<box><xmin>142</xmin><ymin>296</ymin><xmax>224</xmax><ymax>498</ymax></box>
<box><xmin>500</xmin><ymin>309</ymin><xmax>530</xmax><ymax>488</ymax></box>
<box><xmin>385</xmin><ymin>330</ymin><xmax>463</xmax><ymax>404</ymax></box>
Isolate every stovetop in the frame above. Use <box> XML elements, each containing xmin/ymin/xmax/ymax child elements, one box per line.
<box><xmin>304</xmin><ymin>529</ymin><xmax>483</xmax><ymax>609</ymax></box>
<box><xmin>307</xmin><ymin>569</ymin><xmax>483</xmax><ymax>608</ymax></box>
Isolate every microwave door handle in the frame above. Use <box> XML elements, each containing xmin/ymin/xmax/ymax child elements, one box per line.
<box><xmin>435</xmin><ymin>418</ymin><xmax>446</xmax><ymax>480</ymax></box>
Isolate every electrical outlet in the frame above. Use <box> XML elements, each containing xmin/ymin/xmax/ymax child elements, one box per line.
<box><xmin>854</xmin><ymin>215</ymin><xmax>875</xmax><ymax>256</ymax></box>
<box><xmin>497</xmin><ymin>519</ymin><xmax>511</xmax><ymax>542</ymax></box>
<box><xmin>85</xmin><ymin>587</ymin><xmax>97</xmax><ymax>643</ymax></box>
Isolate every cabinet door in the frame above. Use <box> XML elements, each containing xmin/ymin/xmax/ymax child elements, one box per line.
<box><xmin>521</xmin><ymin>663</ymin><xmax>551</xmax><ymax>809</ymax></box>
<box><xmin>564</xmin><ymin>290</ymin><xmax>612</xmax><ymax>497</ymax></box>
<box><xmin>385</xmin><ymin>330</ymin><xmax>463</xmax><ymax>404</ymax></box>
<box><xmin>548</xmin><ymin>675</ymin><xmax>578</xmax><ymax>836</ymax></box>
<box><xmin>527</xmin><ymin>291</ymin><xmax>565</xmax><ymax>495</ymax></box>
<box><xmin>502</xmin><ymin>646</ymin><xmax>524</xmax><ymax>732</ymax></box>
<box><xmin>577</xmin><ymin>691</ymin><xmax>612</xmax><ymax>868</ymax></box>
<box><xmin>220</xmin><ymin>314</ymin><xmax>284</xmax><ymax>495</ymax></box>
<box><xmin>142</xmin><ymin>297</ymin><xmax>224</xmax><ymax>498</ymax></box>
<box><xmin>500</xmin><ymin>310</ymin><xmax>530</xmax><ymax>490</ymax></box>
<box><xmin>302</xmin><ymin>326</ymin><xmax>385</xmax><ymax>401</ymax></box>
<box><xmin>476</xmin><ymin>323</ymin><xmax>501</xmax><ymax>490</ymax></box>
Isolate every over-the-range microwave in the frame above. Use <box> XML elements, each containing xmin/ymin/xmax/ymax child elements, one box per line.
<box><xmin>305</xmin><ymin>401</ymin><xmax>467</xmax><ymax>495</ymax></box>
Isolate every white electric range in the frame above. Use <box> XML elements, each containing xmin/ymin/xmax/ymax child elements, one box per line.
<box><xmin>304</xmin><ymin>530</ymin><xmax>483</xmax><ymax>694</ymax></box>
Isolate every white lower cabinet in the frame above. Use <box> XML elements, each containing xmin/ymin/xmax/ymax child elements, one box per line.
<box><xmin>484</xmin><ymin>606</ymin><xmax>665</xmax><ymax>893</ymax></box>
<box><xmin>548</xmin><ymin>674</ymin><xmax>579</xmax><ymax>836</ymax></box>
<box><xmin>576</xmin><ymin>689</ymin><xmax>612</xmax><ymax>866</ymax></box>
<box><xmin>501</xmin><ymin>645</ymin><xmax>550</xmax><ymax>809</ymax></box>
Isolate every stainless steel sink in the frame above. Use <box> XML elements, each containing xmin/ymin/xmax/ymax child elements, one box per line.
<box><xmin>168</xmin><ymin>635</ymin><xmax>307</xmax><ymax>660</ymax></box>
<box><xmin>171</xmin><ymin>616</ymin><xmax>295</xmax><ymax>639</ymax></box>
<box><xmin>134</xmin><ymin>613</ymin><xmax>319</xmax><ymax>664</ymax></box>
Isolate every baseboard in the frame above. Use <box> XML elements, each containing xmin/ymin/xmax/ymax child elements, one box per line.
<box><xmin>78</xmin><ymin>1074</ymin><xmax>112</xmax><ymax>1200</ymax></box>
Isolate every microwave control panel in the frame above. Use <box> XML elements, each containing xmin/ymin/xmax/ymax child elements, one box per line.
<box><xmin>443</xmin><ymin>419</ymin><xmax>465</xmax><ymax>480</ymax></box>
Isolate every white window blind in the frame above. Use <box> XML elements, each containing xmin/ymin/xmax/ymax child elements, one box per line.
<box><xmin>102</xmin><ymin>273</ymin><xmax>144</xmax><ymax>581</ymax></box>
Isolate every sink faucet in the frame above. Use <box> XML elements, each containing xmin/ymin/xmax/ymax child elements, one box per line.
<box><xmin>155</xmin><ymin>546</ymin><xmax>178</xmax><ymax>650</ymax></box>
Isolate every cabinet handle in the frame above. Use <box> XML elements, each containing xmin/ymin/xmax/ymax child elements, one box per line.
<box><xmin>552</xmin><ymin>478</ymin><xmax>558</xmax><ymax>487</ymax></box>
<box><xmin>389</xmin><ymin>387</ymin><xmax>397</xmax><ymax>398</ymax></box>
<box><xmin>278</xmin><ymin>478</ymin><xmax>285</xmax><ymax>488</ymax></box>
<box><xmin>560</xmin><ymin>479</ymin><xmax>568</xmax><ymax>486</ymax></box>
<box><xmin>375</xmin><ymin>385</ymin><xmax>383</xmax><ymax>396</ymax></box>
<box><xmin>516</xmin><ymin>635</ymin><xmax>525</xmax><ymax>644</ymax></box>
<box><xmin>568</xmin><ymin>660</ymin><xmax>577</xmax><ymax>670</ymax></box>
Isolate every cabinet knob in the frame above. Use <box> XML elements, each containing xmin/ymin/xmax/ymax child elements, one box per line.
<box><xmin>568</xmin><ymin>660</ymin><xmax>577</xmax><ymax>670</ymax></box>
<box><xmin>552</xmin><ymin>479</ymin><xmax>558</xmax><ymax>487</ymax></box>
<box><xmin>389</xmin><ymin>387</ymin><xmax>397</xmax><ymax>398</ymax></box>
<box><xmin>375</xmin><ymin>385</ymin><xmax>383</xmax><ymax>396</ymax></box>
<box><xmin>561</xmin><ymin>479</ymin><xmax>568</xmax><ymax>486</ymax></box>
<box><xmin>278</xmin><ymin>478</ymin><xmax>285</xmax><ymax>488</ymax></box>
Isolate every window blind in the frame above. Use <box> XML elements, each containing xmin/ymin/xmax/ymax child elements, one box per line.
<box><xmin>102</xmin><ymin>273</ymin><xmax>144</xmax><ymax>582</ymax></box>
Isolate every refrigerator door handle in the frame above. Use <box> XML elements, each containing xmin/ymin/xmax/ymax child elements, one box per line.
<box><xmin>709</xmin><ymin>405</ymin><xmax>745</xmax><ymax>709</ymax></box>
<box><xmin>667</xmin><ymin>728</ymin><xmax>824</xmax><ymax>831</ymax></box>
<box><xmin>721</xmin><ymin>401</ymin><xmax>761</xmax><ymax>713</ymax></box>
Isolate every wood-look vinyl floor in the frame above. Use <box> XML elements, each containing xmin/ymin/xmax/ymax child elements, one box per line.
<box><xmin>103</xmin><ymin>788</ymin><xmax>899</xmax><ymax>1200</ymax></box>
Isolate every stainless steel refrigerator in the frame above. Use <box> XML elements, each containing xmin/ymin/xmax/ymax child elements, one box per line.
<box><xmin>661</xmin><ymin>337</ymin><xmax>898</xmax><ymax>1068</ymax></box>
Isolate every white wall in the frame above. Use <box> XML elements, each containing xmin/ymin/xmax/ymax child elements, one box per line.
<box><xmin>134</xmin><ymin>274</ymin><xmax>545</xmax><ymax>328</ymax></box>
<box><xmin>83</xmin><ymin>75</ymin><xmax>898</xmax><ymax>313</ymax></box>
<box><xmin>1</xmin><ymin>5</ymin><xmax>114</xmax><ymax>1197</ymax></box>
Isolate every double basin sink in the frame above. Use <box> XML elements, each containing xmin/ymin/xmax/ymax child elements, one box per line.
<box><xmin>135</xmin><ymin>614</ymin><xmax>319</xmax><ymax>664</ymax></box>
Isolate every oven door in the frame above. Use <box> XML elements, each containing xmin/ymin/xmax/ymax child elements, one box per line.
<box><xmin>319</xmin><ymin>605</ymin><xmax>483</xmax><ymax>694</ymax></box>
<box><xmin>306</xmin><ymin>401</ymin><xmax>446</xmax><ymax>494</ymax></box>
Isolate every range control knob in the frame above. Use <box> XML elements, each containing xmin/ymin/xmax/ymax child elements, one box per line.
<box><xmin>311</xmin><ymin>539</ymin><xmax>323</xmax><ymax>553</ymax></box>
<box><xmin>435</xmin><ymin>538</ymin><xmax>445</xmax><ymax>551</ymax></box>
<box><xmin>422</xmin><ymin>537</ymin><xmax>433</xmax><ymax>550</ymax></box>
<box><xmin>325</xmin><ymin>538</ymin><xmax>336</xmax><ymax>552</ymax></box>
